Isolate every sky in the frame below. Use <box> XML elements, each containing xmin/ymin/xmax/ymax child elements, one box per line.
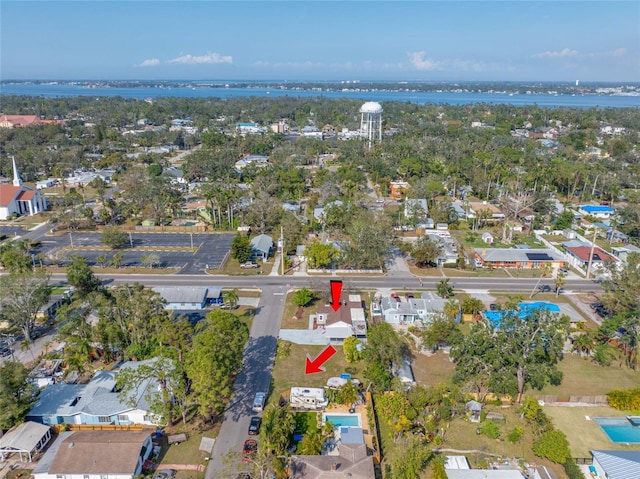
<box><xmin>1</xmin><ymin>1</ymin><xmax>639</xmax><ymax>82</ymax></box>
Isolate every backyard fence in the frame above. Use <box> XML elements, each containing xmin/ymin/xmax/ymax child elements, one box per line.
<box><xmin>535</xmin><ymin>395</ymin><xmax>608</xmax><ymax>405</ymax></box>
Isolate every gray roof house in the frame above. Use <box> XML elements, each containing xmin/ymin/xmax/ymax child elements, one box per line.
<box><xmin>152</xmin><ymin>286</ymin><xmax>221</xmax><ymax>310</ymax></box>
<box><xmin>591</xmin><ymin>450</ymin><xmax>640</xmax><ymax>479</ymax></box>
<box><xmin>0</xmin><ymin>421</ymin><xmax>52</xmax><ymax>462</ymax></box>
<box><xmin>251</xmin><ymin>233</ymin><xmax>273</xmax><ymax>260</ymax></box>
<box><xmin>26</xmin><ymin>361</ymin><xmax>161</xmax><ymax>426</ymax></box>
<box><xmin>405</xmin><ymin>198</ymin><xmax>428</xmax><ymax>219</ymax></box>
<box><xmin>380</xmin><ymin>292</ymin><xmax>460</xmax><ymax>325</ymax></box>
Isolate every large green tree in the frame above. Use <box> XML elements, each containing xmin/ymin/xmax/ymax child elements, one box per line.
<box><xmin>0</xmin><ymin>361</ymin><xmax>39</xmax><ymax>429</ymax></box>
<box><xmin>66</xmin><ymin>255</ymin><xmax>103</xmax><ymax>297</ymax></box>
<box><xmin>0</xmin><ymin>269</ymin><xmax>52</xmax><ymax>342</ymax></box>
<box><xmin>185</xmin><ymin>310</ymin><xmax>249</xmax><ymax>417</ymax></box>
<box><xmin>452</xmin><ymin>308</ymin><xmax>569</xmax><ymax>403</ymax></box>
<box><xmin>412</xmin><ymin>236</ymin><xmax>442</xmax><ymax>267</ymax></box>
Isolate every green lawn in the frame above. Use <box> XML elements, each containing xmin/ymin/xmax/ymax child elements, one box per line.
<box><xmin>270</xmin><ymin>342</ymin><xmax>366</xmax><ymax>405</ymax></box>
<box><xmin>545</xmin><ymin>406</ymin><xmax>640</xmax><ymax>458</ymax></box>
<box><xmin>539</xmin><ymin>354</ymin><xmax>640</xmax><ymax>398</ymax></box>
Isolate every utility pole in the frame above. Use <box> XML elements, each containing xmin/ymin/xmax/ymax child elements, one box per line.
<box><xmin>280</xmin><ymin>225</ymin><xmax>285</xmax><ymax>276</ymax></box>
<box><xmin>585</xmin><ymin>227</ymin><xmax>598</xmax><ymax>279</ymax></box>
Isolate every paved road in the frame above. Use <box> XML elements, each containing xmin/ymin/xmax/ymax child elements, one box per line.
<box><xmin>206</xmin><ymin>285</ymin><xmax>286</xmax><ymax>479</ymax></box>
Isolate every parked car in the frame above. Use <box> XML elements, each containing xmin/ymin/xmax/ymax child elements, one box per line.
<box><xmin>153</xmin><ymin>470</ymin><xmax>177</xmax><ymax>479</ymax></box>
<box><xmin>248</xmin><ymin>416</ymin><xmax>262</xmax><ymax>435</ymax></box>
<box><xmin>559</xmin><ymin>268</ymin><xmax>569</xmax><ymax>274</ymax></box>
<box><xmin>538</xmin><ymin>285</ymin><xmax>551</xmax><ymax>292</ymax></box>
<box><xmin>240</xmin><ymin>261</ymin><xmax>259</xmax><ymax>269</ymax></box>
<box><xmin>0</xmin><ymin>346</ymin><xmax>11</xmax><ymax>358</ymax></box>
<box><xmin>489</xmin><ymin>304</ymin><xmax>498</xmax><ymax>311</ymax></box>
<box><xmin>404</xmin><ymin>292</ymin><xmax>415</xmax><ymax>299</ymax></box>
<box><xmin>252</xmin><ymin>392</ymin><xmax>266</xmax><ymax>412</ymax></box>
<box><xmin>242</xmin><ymin>439</ymin><xmax>258</xmax><ymax>462</ymax></box>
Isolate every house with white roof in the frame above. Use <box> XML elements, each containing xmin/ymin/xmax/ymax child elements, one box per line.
<box><xmin>0</xmin><ymin>422</ymin><xmax>52</xmax><ymax>462</ymax></box>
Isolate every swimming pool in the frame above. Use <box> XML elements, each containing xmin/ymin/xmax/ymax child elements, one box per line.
<box><xmin>594</xmin><ymin>417</ymin><xmax>640</xmax><ymax>444</ymax></box>
<box><xmin>324</xmin><ymin>414</ymin><xmax>361</xmax><ymax>428</ymax></box>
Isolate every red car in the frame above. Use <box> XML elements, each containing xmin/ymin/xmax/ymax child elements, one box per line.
<box><xmin>242</xmin><ymin>439</ymin><xmax>258</xmax><ymax>462</ymax></box>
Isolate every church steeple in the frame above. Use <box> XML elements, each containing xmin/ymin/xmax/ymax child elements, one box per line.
<box><xmin>12</xmin><ymin>156</ymin><xmax>22</xmax><ymax>187</ymax></box>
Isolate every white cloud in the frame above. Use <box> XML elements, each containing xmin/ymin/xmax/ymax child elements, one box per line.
<box><xmin>137</xmin><ymin>58</ymin><xmax>160</xmax><ymax>67</ymax></box>
<box><xmin>532</xmin><ymin>48</ymin><xmax>579</xmax><ymax>59</ymax></box>
<box><xmin>610</xmin><ymin>48</ymin><xmax>626</xmax><ymax>57</ymax></box>
<box><xmin>408</xmin><ymin>51</ymin><xmax>443</xmax><ymax>71</ymax></box>
<box><xmin>168</xmin><ymin>52</ymin><xmax>232</xmax><ymax>65</ymax></box>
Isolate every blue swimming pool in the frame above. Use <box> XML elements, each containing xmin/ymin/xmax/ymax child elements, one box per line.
<box><xmin>324</xmin><ymin>414</ymin><xmax>361</xmax><ymax>427</ymax></box>
<box><xmin>595</xmin><ymin>417</ymin><xmax>640</xmax><ymax>444</ymax></box>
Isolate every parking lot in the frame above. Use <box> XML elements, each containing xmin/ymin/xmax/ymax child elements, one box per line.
<box><xmin>28</xmin><ymin>232</ymin><xmax>235</xmax><ymax>274</ymax></box>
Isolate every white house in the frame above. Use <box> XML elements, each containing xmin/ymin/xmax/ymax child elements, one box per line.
<box><xmin>32</xmin><ymin>430</ymin><xmax>153</xmax><ymax>479</ymax></box>
<box><xmin>579</xmin><ymin>204</ymin><xmax>615</xmax><ymax>219</ymax></box>
<box><xmin>26</xmin><ymin>361</ymin><xmax>163</xmax><ymax>426</ymax></box>
<box><xmin>0</xmin><ymin>157</ymin><xmax>48</xmax><ymax>220</ymax></box>
<box><xmin>380</xmin><ymin>292</ymin><xmax>459</xmax><ymax>325</ymax></box>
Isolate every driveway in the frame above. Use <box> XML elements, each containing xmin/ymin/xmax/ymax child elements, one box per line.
<box><xmin>206</xmin><ymin>285</ymin><xmax>287</xmax><ymax>479</ymax></box>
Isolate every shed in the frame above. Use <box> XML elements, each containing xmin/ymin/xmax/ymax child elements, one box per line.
<box><xmin>0</xmin><ymin>421</ymin><xmax>52</xmax><ymax>462</ymax></box>
<box><xmin>481</xmin><ymin>232</ymin><xmax>494</xmax><ymax>244</ymax></box>
<box><xmin>465</xmin><ymin>400</ymin><xmax>482</xmax><ymax>422</ymax></box>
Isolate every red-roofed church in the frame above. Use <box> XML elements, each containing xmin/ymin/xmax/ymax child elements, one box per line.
<box><xmin>0</xmin><ymin>157</ymin><xmax>48</xmax><ymax>220</ymax></box>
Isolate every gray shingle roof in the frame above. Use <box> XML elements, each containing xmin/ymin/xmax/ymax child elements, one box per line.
<box><xmin>251</xmin><ymin>234</ymin><xmax>273</xmax><ymax>254</ymax></box>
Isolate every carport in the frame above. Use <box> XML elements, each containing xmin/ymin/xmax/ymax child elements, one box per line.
<box><xmin>0</xmin><ymin>421</ymin><xmax>51</xmax><ymax>462</ymax></box>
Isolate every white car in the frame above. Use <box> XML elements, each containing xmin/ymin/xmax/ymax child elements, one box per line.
<box><xmin>240</xmin><ymin>261</ymin><xmax>259</xmax><ymax>269</ymax></box>
<box><xmin>252</xmin><ymin>392</ymin><xmax>266</xmax><ymax>412</ymax></box>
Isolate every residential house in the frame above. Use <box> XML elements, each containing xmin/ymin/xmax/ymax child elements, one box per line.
<box><xmin>404</xmin><ymin>198</ymin><xmax>428</xmax><ymax>219</ymax></box>
<box><xmin>251</xmin><ymin>233</ymin><xmax>273</xmax><ymax>261</ymax></box>
<box><xmin>468</xmin><ymin>201</ymin><xmax>505</xmax><ymax>222</ymax></box>
<box><xmin>152</xmin><ymin>286</ymin><xmax>222</xmax><ymax>310</ymax></box>
<box><xmin>314</xmin><ymin>200</ymin><xmax>344</xmax><ymax>224</ymax></box>
<box><xmin>611</xmin><ymin>244</ymin><xmax>640</xmax><ymax>263</ymax></box>
<box><xmin>288</xmin><ymin>433</ymin><xmax>374</xmax><ymax>478</ymax></box>
<box><xmin>235</xmin><ymin>122</ymin><xmax>266</xmax><ymax>135</ymax></box>
<box><xmin>474</xmin><ymin>248</ymin><xmax>565</xmax><ymax>269</ymax></box>
<box><xmin>0</xmin><ymin>157</ymin><xmax>48</xmax><ymax>220</ymax></box>
<box><xmin>424</xmin><ymin>232</ymin><xmax>459</xmax><ymax>265</ymax></box>
<box><xmin>590</xmin><ymin>450</ymin><xmax>640</xmax><ymax>479</ymax></box>
<box><xmin>310</xmin><ymin>294</ymin><xmax>367</xmax><ymax>343</ymax></box>
<box><xmin>0</xmin><ymin>422</ymin><xmax>52</xmax><ymax>462</ymax></box>
<box><xmin>32</xmin><ymin>430</ymin><xmax>153</xmax><ymax>479</ymax></box>
<box><xmin>389</xmin><ymin>180</ymin><xmax>409</xmax><ymax>200</ymax></box>
<box><xmin>26</xmin><ymin>361</ymin><xmax>162</xmax><ymax>426</ymax></box>
<box><xmin>579</xmin><ymin>204</ymin><xmax>615</xmax><ymax>219</ymax></box>
<box><xmin>562</xmin><ymin>241</ymin><xmax>618</xmax><ymax>269</ymax></box>
<box><xmin>380</xmin><ymin>292</ymin><xmax>460</xmax><ymax>325</ymax></box>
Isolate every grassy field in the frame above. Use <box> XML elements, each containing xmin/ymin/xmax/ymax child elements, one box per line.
<box><xmin>545</xmin><ymin>406</ymin><xmax>640</xmax><ymax>458</ymax></box>
<box><xmin>539</xmin><ymin>354</ymin><xmax>640</xmax><ymax>398</ymax></box>
<box><xmin>270</xmin><ymin>342</ymin><xmax>366</xmax><ymax>404</ymax></box>
<box><xmin>159</xmin><ymin>422</ymin><xmax>220</xmax><ymax>479</ymax></box>
<box><xmin>412</xmin><ymin>351</ymin><xmax>456</xmax><ymax>387</ymax></box>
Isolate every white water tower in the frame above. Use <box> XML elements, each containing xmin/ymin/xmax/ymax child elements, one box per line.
<box><xmin>359</xmin><ymin>101</ymin><xmax>383</xmax><ymax>149</ymax></box>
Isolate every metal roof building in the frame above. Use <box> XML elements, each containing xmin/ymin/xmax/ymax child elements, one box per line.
<box><xmin>591</xmin><ymin>450</ymin><xmax>640</xmax><ymax>479</ymax></box>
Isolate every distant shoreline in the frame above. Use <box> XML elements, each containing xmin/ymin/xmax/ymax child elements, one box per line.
<box><xmin>2</xmin><ymin>79</ymin><xmax>640</xmax><ymax>97</ymax></box>
<box><xmin>2</xmin><ymin>81</ymin><xmax>639</xmax><ymax>108</ymax></box>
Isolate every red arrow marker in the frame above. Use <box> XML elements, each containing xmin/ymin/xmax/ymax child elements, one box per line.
<box><xmin>330</xmin><ymin>280</ymin><xmax>343</xmax><ymax>312</ymax></box>
<box><xmin>305</xmin><ymin>345</ymin><xmax>337</xmax><ymax>374</ymax></box>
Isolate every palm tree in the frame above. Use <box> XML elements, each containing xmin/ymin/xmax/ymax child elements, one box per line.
<box><xmin>111</xmin><ymin>252</ymin><xmax>124</xmax><ymax>269</ymax></box>
<box><xmin>572</xmin><ymin>332</ymin><xmax>595</xmax><ymax>357</ymax></box>
<box><xmin>222</xmin><ymin>289</ymin><xmax>239</xmax><ymax>309</ymax></box>
<box><xmin>443</xmin><ymin>299</ymin><xmax>460</xmax><ymax>322</ymax></box>
<box><xmin>297</xmin><ymin>430</ymin><xmax>324</xmax><ymax>455</ymax></box>
<box><xmin>554</xmin><ymin>271</ymin><xmax>567</xmax><ymax>297</ymax></box>
<box><xmin>436</xmin><ymin>278</ymin><xmax>454</xmax><ymax>299</ymax></box>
